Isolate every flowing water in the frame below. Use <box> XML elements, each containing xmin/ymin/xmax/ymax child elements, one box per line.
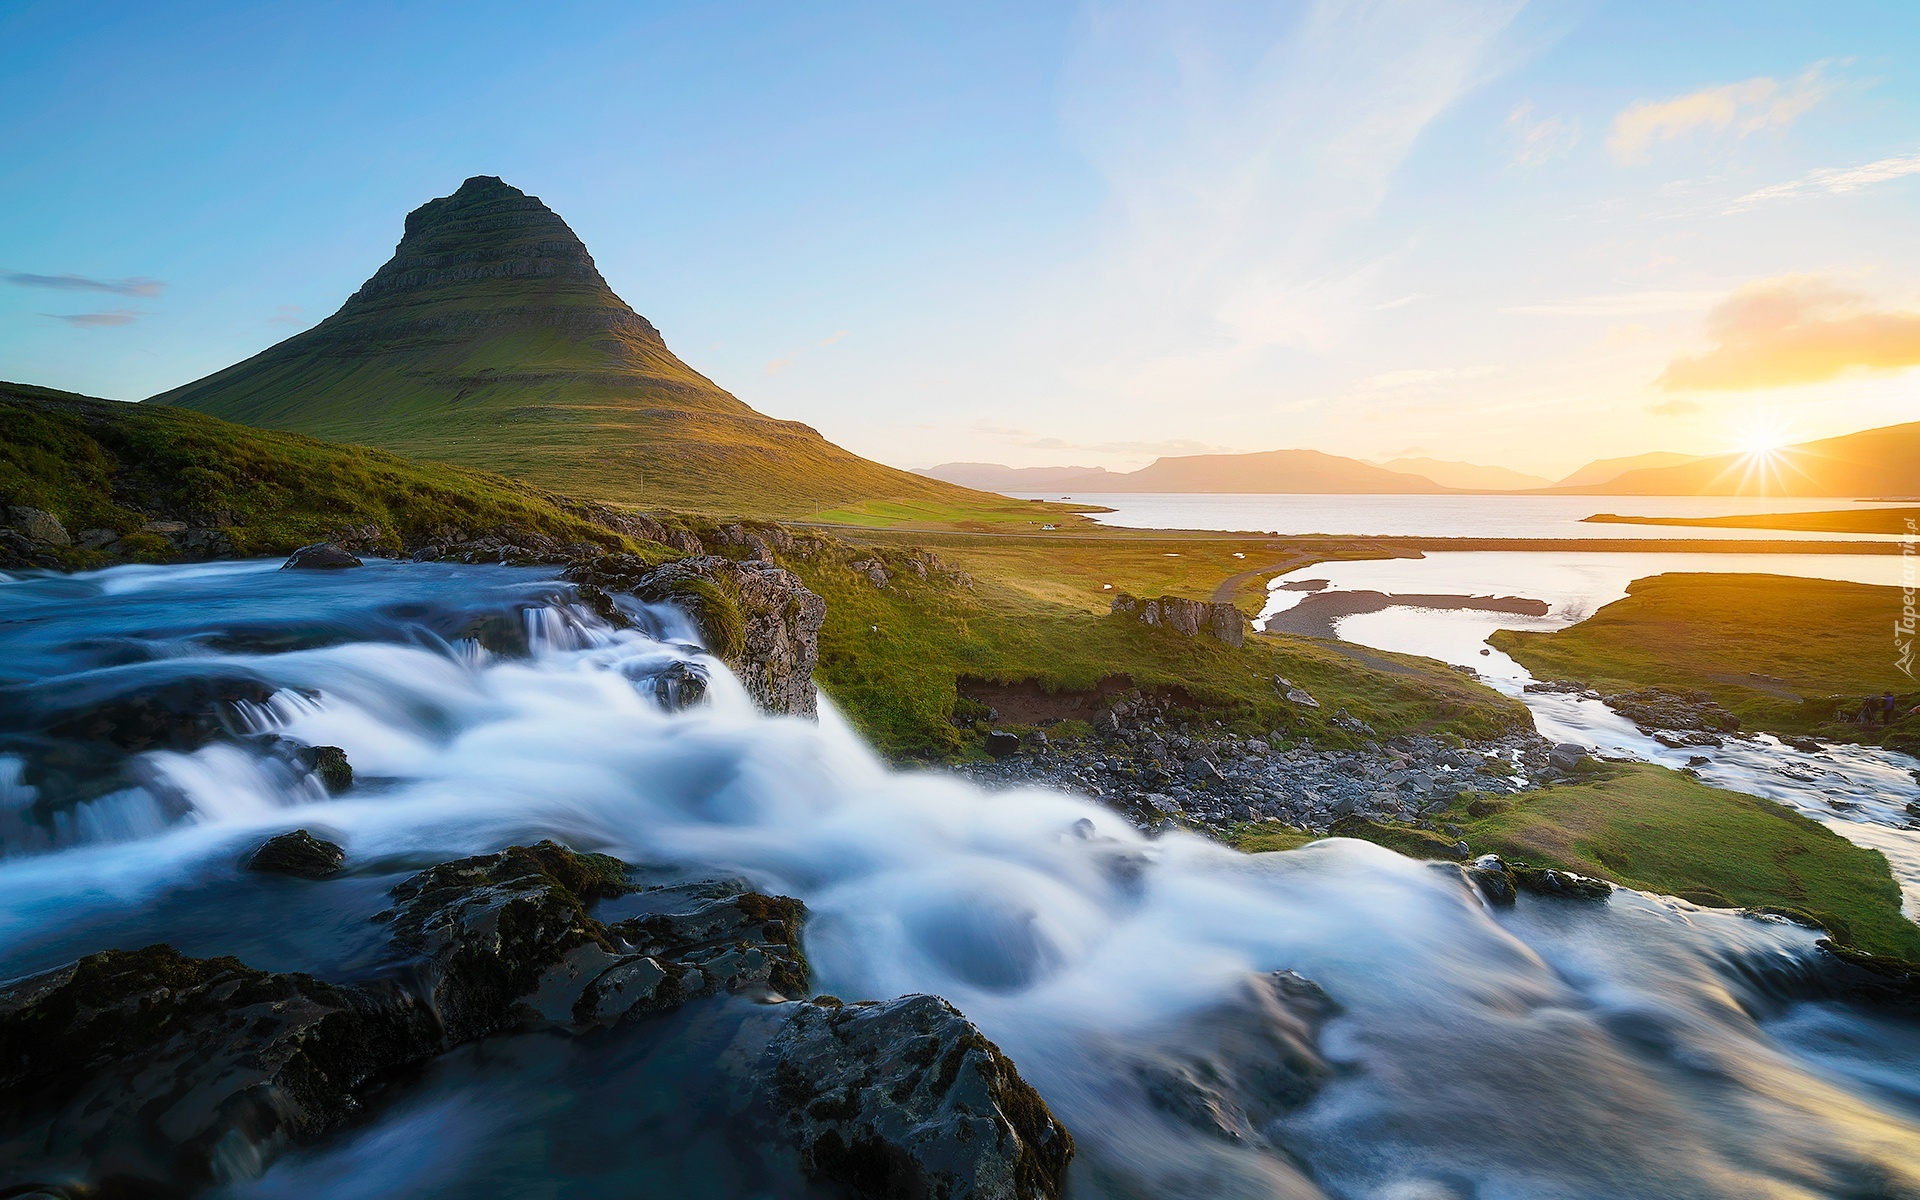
<box><xmin>1258</xmin><ymin>553</ymin><xmax>1920</xmax><ymax>915</ymax></box>
<box><xmin>5</xmin><ymin>561</ymin><xmax>1920</xmax><ymax>1199</ymax></box>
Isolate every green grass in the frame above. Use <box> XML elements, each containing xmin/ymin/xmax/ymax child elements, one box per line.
<box><xmin>772</xmin><ymin>539</ymin><xmax>1529</xmax><ymax>759</ymax></box>
<box><xmin>1584</xmin><ymin>507</ymin><xmax>1919</xmax><ymax>535</ymax></box>
<box><xmin>0</xmin><ymin>382</ymin><xmax>666</xmax><ymax>564</ymax></box>
<box><xmin>1490</xmin><ymin>573</ymin><xmax>1918</xmax><ymax>746</ymax></box>
<box><xmin>1451</xmin><ymin>763</ymin><xmax>1920</xmax><ymax>958</ymax></box>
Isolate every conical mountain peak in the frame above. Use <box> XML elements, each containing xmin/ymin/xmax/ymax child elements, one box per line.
<box><xmin>148</xmin><ymin>178</ymin><xmax>974</xmax><ymax>515</ymax></box>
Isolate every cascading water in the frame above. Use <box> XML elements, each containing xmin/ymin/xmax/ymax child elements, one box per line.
<box><xmin>4</xmin><ymin>560</ymin><xmax>1920</xmax><ymax>1199</ymax></box>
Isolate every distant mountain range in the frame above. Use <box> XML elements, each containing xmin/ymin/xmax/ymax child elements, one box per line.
<box><xmin>922</xmin><ymin>423</ymin><xmax>1917</xmax><ymax>497</ymax></box>
<box><xmin>149</xmin><ymin>177</ymin><xmax>991</xmax><ymax>517</ymax></box>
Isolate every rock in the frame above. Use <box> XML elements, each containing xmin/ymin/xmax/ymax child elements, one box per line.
<box><xmin>7</xmin><ymin>506</ymin><xmax>70</xmax><ymax>546</ymax></box>
<box><xmin>1464</xmin><ymin>854</ymin><xmax>1517</xmax><ymax>906</ymax></box>
<box><xmin>1109</xmin><ymin>593</ymin><xmax>1247</xmax><ymax>647</ymax></box>
<box><xmin>1274</xmin><ymin>677</ymin><xmax>1321</xmax><ymax>708</ymax></box>
<box><xmin>565</xmin><ymin>554</ymin><xmax>825</xmax><ymax>717</ymax></box>
<box><xmin>1605</xmin><ymin>685</ymin><xmax>1739</xmax><ymax>734</ymax></box>
<box><xmin>986</xmin><ymin>730</ymin><xmax>1022</xmax><ymax>759</ymax></box>
<box><xmin>1510</xmin><ymin>863</ymin><xmax>1612</xmax><ymax>901</ymax></box>
<box><xmin>639</xmin><ymin>659</ymin><xmax>710</xmax><ymax>710</ymax></box>
<box><xmin>1022</xmin><ymin>730</ymin><xmax>1050</xmax><ymax>754</ymax></box>
<box><xmin>1185</xmin><ymin>757</ymin><xmax>1223</xmax><ymax>784</ymax></box>
<box><xmin>764</xmin><ymin>994</ymin><xmax>1074</xmax><ymax>1200</ymax></box>
<box><xmin>247</xmin><ymin>829</ymin><xmax>346</xmax><ymax>878</ymax></box>
<box><xmin>1547</xmin><ymin>743</ymin><xmax>1588</xmax><ymax>771</ymax></box>
<box><xmin>0</xmin><ymin>945</ymin><xmax>439</xmax><ymax>1191</ymax></box>
<box><xmin>1330</xmin><ymin>709</ymin><xmax>1375</xmax><ymax>736</ymax></box>
<box><xmin>281</xmin><ymin>541</ymin><xmax>364</xmax><ymax>570</ymax></box>
<box><xmin>1784</xmin><ymin>736</ymin><xmax>1824</xmax><ymax>753</ymax></box>
<box><xmin>311</xmin><ymin>744</ymin><xmax>353</xmax><ymax>790</ymax></box>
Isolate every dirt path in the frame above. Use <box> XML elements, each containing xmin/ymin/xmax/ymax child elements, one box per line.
<box><xmin>1208</xmin><ymin>552</ymin><xmax>1319</xmax><ymax>606</ymax></box>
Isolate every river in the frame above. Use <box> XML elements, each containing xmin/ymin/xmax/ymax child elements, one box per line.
<box><xmin>2</xmin><ymin>559</ymin><xmax>1918</xmax><ymax>1198</ymax></box>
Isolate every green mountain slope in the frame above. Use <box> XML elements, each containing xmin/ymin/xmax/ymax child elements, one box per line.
<box><xmin>148</xmin><ymin>176</ymin><xmax>992</xmax><ymax>517</ymax></box>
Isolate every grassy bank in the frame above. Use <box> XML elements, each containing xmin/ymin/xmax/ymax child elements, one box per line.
<box><xmin>1229</xmin><ymin>762</ymin><xmax>1920</xmax><ymax>959</ymax></box>
<box><xmin>1491</xmin><ymin>573</ymin><xmax>1918</xmax><ymax>747</ymax></box>
<box><xmin>1</xmin><ymin>382</ymin><xmax>664</xmax><ymax>564</ymax></box>
<box><xmin>776</xmin><ymin>540</ymin><xmax>1529</xmax><ymax>759</ymax></box>
<box><xmin>1585</xmin><ymin>507</ymin><xmax>1918</xmax><ymax>535</ymax></box>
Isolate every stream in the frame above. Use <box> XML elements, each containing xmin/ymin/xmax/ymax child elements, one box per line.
<box><xmin>3</xmin><ymin>559</ymin><xmax>1919</xmax><ymax>1199</ymax></box>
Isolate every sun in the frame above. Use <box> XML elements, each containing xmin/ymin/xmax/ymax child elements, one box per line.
<box><xmin>1733</xmin><ymin>416</ymin><xmax>1791</xmax><ymax>459</ymax></box>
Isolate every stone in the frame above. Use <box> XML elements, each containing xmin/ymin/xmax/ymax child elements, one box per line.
<box><xmin>247</xmin><ymin>829</ymin><xmax>346</xmax><ymax>878</ymax></box>
<box><xmin>1464</xmin><ymin>854</ymin><xmax>1517</xmax><ymax>906</ymax></box>
<box><xmin>1185</xmin><ymin>757</ymin><xmax>1223</xmax><ymax>784</ymax></box>
<box><xmin>986</xmin><ymin>730</ymin><xmax>1022</xmax><ymax>758</ymax></box>
<box><xmin>1022</xmin><ymin>730</ymin><xmax>1050</xmax><ymax>754</ymax></box>
<box><xmin>1510</xmin><ymin>863</ymin><xmax>1612</xmax><ymax>901</ymax></box>
<box><xmin>565</xmin><ymin>554</ymin><xmax>825</xmax><ymax>718</ymax></box>
<box><xmin>311</xmin><ymin>744</ymin><xmax>353</xmax><ymax>790</ymax></box>
<box><xmin>1109</xmin><ymin>593</ymin><xmax>1247</xmax><ymax>647</ymax></box>
<box><xmin>7</xmin><ymin>506</ymin><xmax>69</xmax><ymax>546</ymax></box>
<box><xmin>1275</xmin><ymin>677</ymin><xmax>1321</xmax><ymax>708</ymax></box>
<box><xmin>281</xmin><ymin>541</ymin><xmax>364</xmax><ymax>570</ymax></box>
<box><xmin>1605</xmin><ymin>685</ymin><xmax>1740</xmax><ymax>734</ymax></box>
<box><xmin>1547</xmin><ymin>743</ymin><xmax>1588</xmax><ymax>771</ymax></box>
<box><xmin>764</xmin><ymin>994</ymin><xmax>1074</xmax><ymax>1200</ymax></box>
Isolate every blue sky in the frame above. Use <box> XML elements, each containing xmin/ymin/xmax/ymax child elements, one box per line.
<box><xmin>4</xmin><ymin>0</ymin><xmax>1919</xmax><ymax>477</ymax></box>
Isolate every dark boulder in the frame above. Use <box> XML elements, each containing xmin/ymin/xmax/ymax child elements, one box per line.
<box><xmin>1464</xmin><ymin>854</ymin><xmax>1518</xmax><ymax>906</ymax></box>
<box><xmin>247</xmin><ymin>828</ymin><xmax>346</xmax><ymax>878</ymax></box>
<box><xmin>281</xmin><ymin>541</ymin><xmax>364</xmax><ymax>570</ymax></box>
<box><xmin>985</xmin><ymin>730</ymin><xmax>1022</xmax><ymax>759</ymax></box>
<box><xmin>765</xmin><ymin>994</ymin><xmax>1074</xmax><ymax>1200</ymax></box>
<box><xmin>311</xmin><ymin>744</ymin><xmax>353</xmax><ymax>790</ymax></box>
<box><xmin>1510</xmin><ymin>863</ymin><xmax>1612</xmax><ymax>901</ymax></box>
<box><xmin>0</xmin><ymin>945</ymin><xmax>438</xmax><ymax>1191</ymax></box>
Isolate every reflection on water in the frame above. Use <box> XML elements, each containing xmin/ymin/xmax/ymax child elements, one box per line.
<box><xmin>1</xmin><ymin>561</ymin><xmax>1918</xmax><ymax>1199</ymax></box>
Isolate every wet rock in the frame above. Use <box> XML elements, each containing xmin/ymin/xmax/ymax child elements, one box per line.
<box><xmin>1547</xmin><ymin>743</ymin><xmax>1589</xmax><ymax>771</ymax></box>
<box><xmin>7</xmin><ymin>506</ymin><xmax>70</xmax><ymax>546</ymax></box>
<box><xmin>641</xmin><ymin>659</ymin><xmax>710</xmax><ymax>710</ymax></box>
<box><xmin>1132</xmin><ymin>970</ymin><xmax>1338</xmax><ymax>1145</ymax></box>
<box><xmin>1464</xmin><ymin>854</ymin><xmax>1518</xmax><ymax>906</ymax></box>
<box><xmin>565</xmin><ymin>554</ymin><xmax>825</xmax><ymax>717</ymax></box>
<box><xmin>1110</xmin><ymin>593</ymin><xmax>1248</xmax><ymax>647</ymax></box>
<box><xmin>247</xmin><ymin>829</ymin><xmax>346</xmax><ymax>878</ymax></box>
<box><xmin>1605</xmin><ymin>686</ymin><xmax>1739</xmax><ymax>734</ymax></box>
<box><xmin>1510</xmin><ymin>863</ymin><xmax>1612</xmax><ymax>901</ymax></box>
<box><xmin>0</xmin><ymin>945</ymin><xmax>438</xmax><ymax>1192</ymax></box>
<box><xmin>311</xmin><ymin>744</ymin><xmax>353</xmax><ymax>790</ymax></box>
<box><xmin>281</xmin><ymin>541</ymin><xmax>364</xmax><ymax>570</ymax></box>
<box><xmin>33</xmin><ymin>670</ymin><xmax>280</xmax><ymax>754</ymax></box>
<box><xmin>587</xmin><ymin>886</ymin><xmax>809</xmax><ymax>1021</ymax></box>
<box><xmin>986</xmin><ymin>730</ymin><xmax>1021</xmax><ymax>758</ymax></box>
<box><xmin>765</xmin><ymin>994</ymin><xmax>1074</xmax><ymax>1200</ymax></box>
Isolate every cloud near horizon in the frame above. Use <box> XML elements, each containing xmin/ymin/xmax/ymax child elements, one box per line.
<box><xmin>1727</xmin><ymin>148</ymin><xmax>1920</xmax><ymax>212</ymax></box>
<box><xmin>6</xmin><ymin>271</ymin><xmax>164</xmax><ymax>297</ymax></box>
<box><xmin>42</xmin><ymin>309</ymin><xmax>140</xmax><ymax>327</ymax></box>
<box><xmin>1659</xmin><ymin>276</ymin><xmax>1920</xmax><ymax>390</ymax></box>
<box><xmin>1607</xmin><ymin>65</ymin><xmax>1826</xmax><ymax>165</ymax></box>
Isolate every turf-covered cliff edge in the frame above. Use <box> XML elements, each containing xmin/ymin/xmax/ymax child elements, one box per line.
<box><xmin>147</xmin><ymin>176</ymin><xmax>996</xmax><ymax>517</ymax></box>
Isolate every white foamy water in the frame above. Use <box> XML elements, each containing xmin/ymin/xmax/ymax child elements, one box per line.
<box><xmin>2</xmin><ymin>561</ymin><xmax>1918</xmax><ymax>1198</ymax></box>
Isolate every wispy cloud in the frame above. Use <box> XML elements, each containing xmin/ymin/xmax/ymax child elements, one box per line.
<box><xmin>6</xmin><ymin>271</ymin><xmax>164</xmax><ymax>297</ymax></box>
<box><xmin>1726</xmin><ymin>148</ymin><xmax>1920</xmax><ymax>212</ymax></box>
<box><xmin>43</xmin><ymin>309</ymin><xmax>140</xmax><ymax>328</ymax></box>
<box><xmin>1608</xmin><ymin>64</ymin><xmax>1827</xmax><ymax>165</ymax></box>
<box><xmin>1373</xmin><ymin>293</ymin><xmax>1428</xmax><ymax>310</ymax></box>
<box><xmin>1506</xmin><ymin>101</ymin><xmax>1578</xmax><ymax>165</ymax></box>
<box><xmin>1659</xmin><ymin>275</ymin><xmax>1920</xmax><ymax>390</ymax></box>
<box><xmin>1044</xmin><ymin>0</ymin><xmax>1532</xmax><ymax>400</ymax></box>
<box><xmin>1018</xmin><ymin>436</ymin><xmax>1233</xmax><ymax>456</ymax></box>
<box><xmin>818</xmin><ymin>329</ymin><xmax>849</xmax><ymax>346</ymax></box>
<box><xmin>268</xmin><ymin>304</ymin><xmax>304</xmax><ymax>326</ymax></box>
<box><xmin>1502</xmin><ymin>291</ymin><xmax>1721</xmax><ymax>317</ymax></box>
<box><xmin>1646</xmin><ymin>398</ymin><xmax>1702</xmax><ymax>416</ymax></box>
<box><xmin>766</xmin><ymin>329</ymin><xmax>850</xmax><ymax>375</ymax></box>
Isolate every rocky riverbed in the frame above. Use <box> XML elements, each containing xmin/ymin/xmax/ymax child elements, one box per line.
<box><xmin>947</xmin><ymin>722</ymin><xmax>1571</xmax><ymax>841</ymax></box>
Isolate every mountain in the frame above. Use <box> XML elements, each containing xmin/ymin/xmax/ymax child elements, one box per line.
<box><xmin>1553</xmin><ymin>422</ymin><xmax>1920</xmax><ymax>497</ymax></box>
<box><xmin>1378</xmin><ymin>457</ymin><xmax>1550</xmax><ymax>491</ymax></box>
<box><xmin>914</xmin><ymin>463</ymin><xmax>1124</xmax><ymax>492</ymax></box>
<box><xmin>1553</xmin><ymin>451</ymin><xmax>1700</xmax><ymax>489</ymax></box>
<box><xmin>149</xmin><ymin>177</ymin><xmax>989</xmax><ymax>517</ymax></box>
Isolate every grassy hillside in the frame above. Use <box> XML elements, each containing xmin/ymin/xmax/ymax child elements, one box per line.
<box><xmin>146</xmin><ymin>176</ymin><xmax>1024</xmax><ymax>520</ymax></box>
<box><xmin>0</xmin><ymin>381</ymin><xmax>662</xmax><ymax>563</ymax></box>
<box><xmin>1491</xmin><ymin>573</ymin><xmax>1917</xmax><ymax>745</ymax></box>
<box><xmin>1454</xmin><ymin>763</ymin><xmax>1920</xmax><ymax>958</ymax></box>
<box><xmin>1584</xmin><ymin>507</ymin><xmax>1917</xmax><ymax>535</ymax></box>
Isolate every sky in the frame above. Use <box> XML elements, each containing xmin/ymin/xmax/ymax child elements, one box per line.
<box><xmin>3</xmin><ymin>0</ymin><xmax>1919</xmax><ymax>480</ymax></box>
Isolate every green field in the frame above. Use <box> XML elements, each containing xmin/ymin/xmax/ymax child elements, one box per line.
<box><xmin>1455</xmin><ymin>763</ymin><xmax>1920</xmax><ymax>958</ymax></box>
<box><xmin>1491</xmin><ymin>573</ymin><xmax>1918</xmax><ymax>746</ymax></box>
